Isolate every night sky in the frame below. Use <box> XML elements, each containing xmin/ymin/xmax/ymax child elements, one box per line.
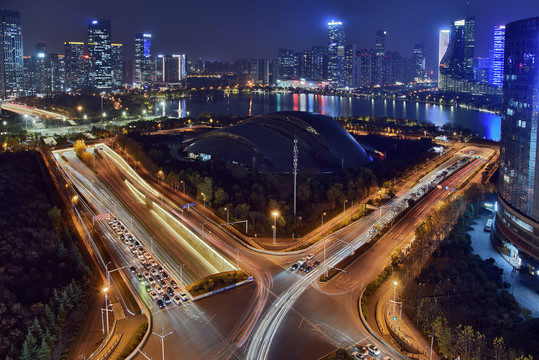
<box><xmin>4</xmin><ymin>0</ymin><xmax>538</xmax><ymax>72</ymax></box>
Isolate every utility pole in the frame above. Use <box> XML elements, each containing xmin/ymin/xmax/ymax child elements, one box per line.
<box><xmin>293</xmin><ymin>137</ymin><xmax>298</xmax><ymax>219</ymax></box>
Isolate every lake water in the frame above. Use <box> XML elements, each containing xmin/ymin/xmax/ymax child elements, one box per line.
<box><xmin>161</xmin><ymin>93</ymin><xmax>501</xmax><ymax>141</ymax></box>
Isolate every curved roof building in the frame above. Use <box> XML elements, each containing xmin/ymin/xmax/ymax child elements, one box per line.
<box><xmin>183</xmin><ymin>111</ymin><xmax>371</xmax><ymax>172</ymax></box>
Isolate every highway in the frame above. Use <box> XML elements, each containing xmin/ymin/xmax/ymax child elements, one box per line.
<box><xmin>52</xmin><ymin>140</ymin><xmax>493</xmax><ymax>359</ymax></box>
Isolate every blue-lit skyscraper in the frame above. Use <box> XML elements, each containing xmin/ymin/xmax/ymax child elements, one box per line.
<box><xmin>0</xmin><ymin>10</ymin><xmax>24</xmax><ymax>98</ymax></box>
<box><xmin>496</xmin><ymin>16</ymin><xmax>539</xmax><ymax>277</ymax></box>
<box><xmin>135</xmin><ymin>33</ymin><xmax>152</xmax><ymax>86</ymax></box>
<box><xmin>327</xmin><ymin>20</ymin><xmax>345</xmax><ymax>88</ymax></box>
<box><xmin>88</xmin><ymin>19</ymin><xmax>112</xmax><ymax>90</ymax></box>
<box><xmin>489</xmin><ymin>25</ymin><xmax>505</xmax><ymax>86</ymax></box>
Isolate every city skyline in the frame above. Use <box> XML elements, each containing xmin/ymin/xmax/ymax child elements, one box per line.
<box><xmin>4</xmin><ymin>0</ymin><xmax>538</xmax><ymax>73</ymax></box>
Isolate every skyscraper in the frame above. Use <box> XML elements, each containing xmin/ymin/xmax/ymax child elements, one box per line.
<box><xmin>489</xmin><ymin>25</ymin><xmax>505</xmax><ymax>86</ymax></box>
<box><xmin>64</xmin><ymin>41</ymin><xmax>88</xmax><ymax>90</ymax></box>
<box><xmin>88</xmin><ymin>19</ymin><xmax>112</xmax><ymax>90</ymax></box>
<box><xmin>0</xmin><ymin>10</ymin><xmax>24</xmax><ymax>98</ymax></box>
<box><xmin>111</xmin><ymin>43</ymin><xmax>123</xmax><ymax>88</ymax></box>
<box><xmin>413</xmin><ymin>43</ymin><xmax>426</xmax><ymax>81</ymax></box>
<box><xmin>439</xmin><ymin>17</ymin><xmax>475</xmax><ymax>92</ymax></box>
<box><xmin>135</xmin><ymin>33</ymin><xmax>152</xmax><ymax>86</ymax></box>
<box><xmin>438</xmin><ymin>29</ymin><xmax>450</xmax><ymax>81</ymax></box>
<box><xmin>156</xmin><ymin>54</ymin><xmax>186</xmax><ymax>83</ymax></box>
<box><xmin>327</xmin><ymin>20</ymin><xmax>345</xmax><ymax>87</ymax></box>
<box><xmin>344</xmin><ymin>44</ymin><xmax>357</xmax><ymax>88</ymax></box>
<box><xmin>277</xmin><ymin>48</ymin><xmax>296</xmax><ymax>81</ymax></box>
<box><xmin>375</xmin><ymin>30</ymin><xmax>387</xmax><ymax>56</ymax></box>
<box><xmin>496</xmin><ymin>16</ymin><xmax>539</xmax><ymax>277</ymax></box>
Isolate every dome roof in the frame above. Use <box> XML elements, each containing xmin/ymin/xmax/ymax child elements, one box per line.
<box><xmin>183</xmin><ymin>111</ymin><xmax>371</xmax><ymax>172</ymax></box>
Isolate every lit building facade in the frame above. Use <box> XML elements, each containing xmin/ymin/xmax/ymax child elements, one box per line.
<box><xmin>111</xmin><ymin>43</ymin><xmax>123</xmax><ymax>88</ymax></box>
<box><xmin>64</xmin><ymin>41</ymin><xmax>88</xmax><ymax>90</ymax></box>
<box><xmin>413</xmin><ymin>43</ymin><xmax>425</xmax><ymax>81</ymax></box>
<box><xmin>327</xmin><ymin>20</ymin><xmax>345</xmax><ymax>88</ymax></box>
<box><xmin>489</xmin><ymin>25</ymin><xmax>505</xmax><ymax>86</ymax></box>
<box><xmin>439</xmin><ymin>17</ymin><xmax>475</xmax><ymax>91</ymax></box>
<box><xmin>0</xmin><ymin>10</ymin><xmax>24</xmax><ymax>98</ymax></box>
<box><xmin>135</xmin><ymin>33</ymin><xmax>152</xmax><ymax>86</ymax></box>
<box><xmin>156</xmin><ymin>54</ymin><xmax>186</xmax><ymax>84</ymax></box>
<box><xmin>495</xmin><ymin>16</ymin><xmax>539</xmax><ymax>277</ymax></box>
<box><xmin>88</xmin><ymin>19</ymin><xmax>112</xmax><ymax>90</ymax></box>
<box><xmin>438</xmin><ymin>29</ymin><xmax>450</xmax><ymax>81</ymax></box>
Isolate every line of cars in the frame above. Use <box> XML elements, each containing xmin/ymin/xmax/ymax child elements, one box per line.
<box><xmin>351</xmin><ymin>343</ymin><xmax>393</xmax><ymax>360</ymax></box>
<box><xmin>106</xmin><ymin>216</ymin><xmax>189</xmax><ymax>309</ymax></box>
<box><xmin>290</xmin><ymin>253</ymin><xmax>320</xmax><ymax>273</ymax></box>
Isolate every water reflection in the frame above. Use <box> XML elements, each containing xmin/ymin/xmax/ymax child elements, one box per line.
<box><xmin>163</xmin><ymin>93</ymin><xmax>500</xmax><ymax>140</ymax></box>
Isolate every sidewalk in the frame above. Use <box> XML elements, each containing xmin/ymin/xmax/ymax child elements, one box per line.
<box><xmin>470</xmin><ymin>209</ymin><xmax>539</xmax><ymax>317</ymax></box>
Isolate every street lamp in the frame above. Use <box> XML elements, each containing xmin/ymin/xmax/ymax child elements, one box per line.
<box><xmin>103</xmin><ymin>287</ymin><xmax>110</xmax><ymax>335</ymax></box>
<box><xmin>201</xmin><ymin>192</ymin><xmax>206</xmax><ymax>207</ymax></box>
<box><xmin>272</xmin><ymin>211</ymin><xmax>279</xmax><ymax>245</ymax></box>
<box><xmin>343</xmin><ymin>199</ymin><xmax>348</xmax><ymax>214</ymax></box>
<box><xmin>224</xmin><ymin>207</ymin><xmax>229</xmax><ymax>225</ymax></box>
<box><xmin>180</xmin><ymin>180</ymin><xmax>185</xmax><ymax>194</ymax></box>
<box><xmin>393</xmin><ymin>280</ymin><xmax>398</xmax><ymax>319</ymax></box>
<box><xmin>152</xmin><ymin>328</ymin><xmax>173</xmax><ymax>360</ymax></box>
<box><xmin>322</xmin><ymin>212</ymin><xmax>326</xmax><ymax>226</ymax></box>
<box><xmin>102</xmin><ymin>112</ymin><xmax>107</xmax><ymax>118</ymax></box>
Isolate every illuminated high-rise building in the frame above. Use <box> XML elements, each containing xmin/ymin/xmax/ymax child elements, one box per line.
<box><xmin>34</xmin><ymin>43</ymin><xmax>48</xmax><ymax>93</ymax></box>
<box><xmin>0</xmin><ymin>10</ymin><xmax>24</xmax><ymax>98</ymax></box>
<box><xmin>413</xmin><ymin>43</ymin><xmax>425</xmax><ymax>81</ymax></box>
<box><xmin>111</xmin><ymin>43</ymin><xmax>123</xmax><ymax>88</ymax></box>
<box><xmin>135</xmin><ymin>33</ymin><xmax>152</xmax><ymax>86</ymax></box>
<box><xmin>489</xmin><ymin>25</ymin><xmax>505</xmax><ymax>86</ymax></box>
<box><xmin>344</xmin><ymin>44</ymin><xmax>357</xmax><ymax>88</ymax></box>
<box><xmin>64</xmin><ymin>41</ymin><xmax>88</xmax><ymax>90</ymax></box>
<box><xmin>156</xmin><ymin>54</ymin><xmax>186</xmax><ymax>83</ymax></box>
<box><xmin>277</xmin><ymin>48</ymin><xmax>295</xmax><ymax>81</ymax></box>
<box><xmin>375</xmin><ymin>30</ymin><xmax>386</xmax><ymax>56</ymax></box>
<box><xmin>495</xmin><ymin>16</ymin><xmax>539</xmax><ymax>278</ymax></box>
<box><xmin>439</xmin><ymin>17</ymin><xmax>476</xmax><ymax>92</ymax></box>
<box><xmin>327</xmin><ymin>20</ymin><xmax>345</xmax><ymax>87</ymax></box>
<box><xmin>88</xmin><ymin>19</ymin><xmax>112</xmax><ymax>90</ymax></box>
<box><xmin>438</xmin><ymin>29</ymin><xmax>450</xmax><ymax>81</ymax></box>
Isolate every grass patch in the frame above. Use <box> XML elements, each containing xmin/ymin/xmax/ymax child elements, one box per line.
<box><xmin>186</xmin><ymin>270</ymin><xmax>249</xmax><ymax>297</ymax></box>
<box><xmin>320</xmin><ymin>348</ymin><xmax>354</xmax><ymax>360</ymax></box>
<box><xmin>117</xmin><ymin>321</ymin><xmax>148</xmax><ymax>360</ymax></box>
<box><xmin>360</xmin><ymin>265</ymin><xmax>393</xmax><ymax>321</ymax></box>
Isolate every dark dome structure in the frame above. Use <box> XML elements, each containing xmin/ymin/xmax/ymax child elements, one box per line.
<box><xmin>183</xmin><ymin>111</ymin><xmax>372</xmax><ymax>172</ymax></box>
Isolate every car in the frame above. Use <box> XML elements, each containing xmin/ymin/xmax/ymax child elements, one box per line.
<box><xmin>162</xmin><ymin>294</ymin><xmax>171</xmax><ymax>303</ymax></box>
<box><xmin>383</xmin><ymin>357</ymin><xmax>394</xmax><ymax>360</ymax></box>
<box><xmin>173</xmin><ymin>294</ymin><xmax>182</xmax><ymax>305</ymax></box>
<box><xmin>307</xmin><ymin>253</ymin><xmax>314</xmax><ymax>260</ymax></box>
<box><xmin>138</xmin><ymin>254</ymin><xmax>145</xmax><ymax>261</ymax></box>
<box><xmin>157</xmin><ymin>279</ymin><xmax>166</xmax><ymax>287</ymax></box>
<box><xmin>148</xmin><ymin>277</ymin><xmax>155</xmax><ymax>284</ymax></box>
<box><xmin>366</xmin><ymin>344</ymin><xmax>380</xmax><ymax>356</ymax></box>
<box><xmin>154</xmin><ymin>274</ymin><xmax>161</xmax><ymax>281</ymax></box>
<box><xmin>351</xmin><ymin>352</ymin><xmax>366</xmax><ymax>360</ymax></box>
<box><xmin>136</xmin><ymin>273</ymin><xmax>144</xmax><ymax>281</ymax></box>
<box><xmin>150</xmin><ymin>268</ymin><xmax>158</xmax><ymax>276</ymax></box>
<box><xmin>299</xmin><ymin>262</ymin><xmax>307</xmax><ymax>271</ymax></box>
<box><xmin>154</xmin><ymin>285</ymin><xmax>163</xmax><ymax>294</ymax></box>
<box><xmin>158</xmin><ymin>266</ymin><xmax>164</xmax><ymax>273</ymax></box>
<box><xmin>144</xmin><ymin>253</ymin><xmax>152</xmax><ymax>260</ymax></box>
<box><xmin>150</xmin><ymin>260</ymin><xmax>158</xmax><ymax>267</ymax></box>
<box><xmin>133</xmin><ymin>241</ymin><xmax>140</xmax><ymax>247</ymax></box>
<box><xmin>304</xmin><ymin>266</ymin><xmax>313</xmax><ymax>273</ymax></box>
<box><xmin>353</xmin><ymin>345</ymin><xmax>368</xmax><ymax>355</ymax></box>
<box><xmin>149</xmin><ymin>291</ymin><xmax>158</xmax><ymax>300</ymax></box>
<box><xmin>166</xmin><ymin>287</ymin><xmax>174</xmax><ymax>296</ymax></box>
<box><xmin>290</xmin><ymin>263</ymin><xmax>299</xmax><ymax>271</ymax></box>
<box><xmin>156</xmin><ymin>299</ymin><xmax>165</xmax><ymax>308</ymax></box>
<box><xmin>144</xmin><ymin>284</ymin><xmax>152</xmax><ymax>292</ymax></box>
<box><xmin>313</xmin><ymin>261</ymin><xmax>321</xmax><ymax>268</ymax></box>
<box><xmin>143</xmin><ymin>272</ymin><xmax>151</xmax><ymax>279</ymax></box>
<box><xmin>170</xmin><ymin>280</ymin><xmax>178</xmax><ymax>289</ymax></box>
<box><xmin>162</xmin><ymin>272</ymin><xmax>169</xmax><ymax>279</ymax></box>
<box><xmin>298</xmin><ymin>257</ymin><xmax>306</xmax><ymax>264</ymax></box>
<box><xmin>129</xmin><ymin>266</ymin><xmax>137</xmax><ymax>273</ymax></box>
<box><xmin>179</xmin><ymin>292</ymin><xmax>189</xmax><ymax>302</ymax></box>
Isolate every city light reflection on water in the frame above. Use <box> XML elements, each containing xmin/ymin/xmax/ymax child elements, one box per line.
<box><xmin>166</xmin><ymin>93</ymin><xmax>501</xmax><ymax>141</ymax></box>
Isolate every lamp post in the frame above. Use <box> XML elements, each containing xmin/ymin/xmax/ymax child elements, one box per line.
<box><xmin>224</xmin><ymin>207</ymin><xmax>229</xmax><ymax>225</ymax></box>
<box><xmin>272</xmin><ymin>211</ymin><xmax>279</xmax><ymax>245</ymax></box>
<box><xmin>181</xmin><ymin>180</ymin><xmax>185</xmax><ymax>194</ymax></box>
<box><xmin>103</xmin><ymin>287</ymin><xmax>110</xmax><ymax>335</ymax></box>
<box><xmin>152</xmin><ymin>328</ymin><xmax>173</xmax><ymax>360</ymax></box>
<box><xmin>201</xmin><ymin>192</ymin><xmax>206</xmax><ymax>207</ymax></box>
<box><xmin>393</xmin><ymin>280</ymin><xmax>398</xmax><ymax>319</ymax></box>
<box><xmin>322</xmin><ymin>212</ymin><xmax>326</xmax><ymax>226</ymax></box>
<box><xmin>428</xmin><ymin>334</ymin><xmax>434</xmax><ymax>360</ymax></box>
<box><xmin>343</xmin><ymin>199</ymin><xmax>348</xmax><ymax>214</ymax></box>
